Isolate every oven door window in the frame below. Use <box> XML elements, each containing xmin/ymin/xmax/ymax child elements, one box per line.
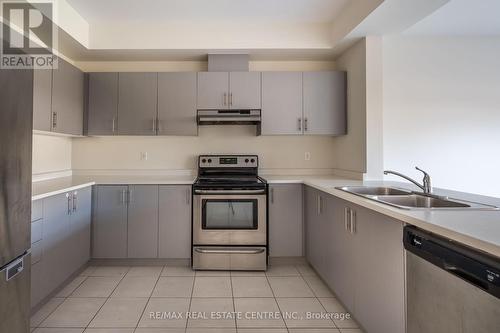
<box><xmin>202</xmin><ymin>199</ymin><xmax>258</xmax><ymax>230</ymax></box>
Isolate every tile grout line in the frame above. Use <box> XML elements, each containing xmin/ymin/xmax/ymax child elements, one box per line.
<box><xmin>297</xmin><ymin>264</ymin><xmax>340</xmax><ymax>330</ymax></box>
<box><xmin>230</xmin><ymin>273</ymin><xmax>237</xmax><ymax>330</ymax></box>
<box><xmin>83</xmin><ymin>266</ymin><xmax>130</xmax><ymax>330</ymax></box>
<box><xmin>133</xmin><ymin>266</ymin><xmax>163</xmax><ymax>332</ymax></box>
<box><xmin>186</xmin><ymin>266</ymin><xmax>197</xmax><ymax>332</ymax></box>
<box><xmin>264</xmin><ymin>267</ymin><xmax>289</xmax><ymax>332</ymax></box>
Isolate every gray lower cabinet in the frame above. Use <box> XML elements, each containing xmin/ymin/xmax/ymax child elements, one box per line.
<box><xmin>127</xmin><ymin>185</ymin><xmax>159</xmax><ymax>258</ymax></box>
<box><xmin>157</xmin><ymin>72</ymin><xmax>197</xmax><ymax>135</ymax></box>
<box><xmin>350</xmin><ymin>203</ymin><xmax>405</xmax><ymax>333</ymax></box>
<box><xmin>269</xmin><ymin>184</ymin><xmax>303</xmax><ymax>257</ymax></box>
<box><xmin>51</xmin><ymin>59</ymin><xmax>84</xmax><ymax>135</ymax></box>
<box><xmin>93</xmin><ymin>184</ymin><xmax>189</xmax><ymax>259</ymax></box>
<box><xmin>158</xmin><ymin>185</ymin><xmax>191</xmax><ymax>258</ymax></box>
<box><xmin>87</xmin><ymin>72</ymin><xmax>119</xmax><ymax>135</ymax></box>
<box><xmin>118</xmin><ymin>72</ymin><xmax>158</xmax><ymax>135</ymax></box>
<box><xmin>303</xmin><ymin>71</ymin><xmax>347</xmax><ymax>135</ymax></box>
<box><xmin>92</xmin><ymin>185</ymin><xmax>128</xmax><ymax>258</ymax></box>
<box><xmin>304</xmin><ymin>186</ymin><xmax>327</xmax><ymax>275</ymax></box>
<box><xmin>305</xmin><ymin>185</ymin><xmax>405</xmax><ymax>333</ymax></box>
<box><xmin>68</xmin><ymin>187</ymin><xmax>92</xmax><ymax>271</ymax></box>
<box><xmin>41</xmin><ymin>193</ymin><xmax>72</xmax><ymax>297</ymax></box>
<box><xmin>33</xmin><ymin>68</ymin><xmax>53</xmax><ymax>131</ymax></box>
<box><xmin>324</xmin><ymin>196</ymin><xmax>355</xmax><ymax>310</ymax></box>
<box><xmin>31</xmin><ymin>188</ymin><xmax>91</xmax><ymax>309</ymax></box>
<box><xmin>261</xmin><ymin>72</ymin><xmax>303</xmax><ymax>135</ymax></box>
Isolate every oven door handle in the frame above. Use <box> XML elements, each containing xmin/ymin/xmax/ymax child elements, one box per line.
<box><xmin>193</xmin><ymin>189</ymin><xmax>266</xmax><ymax>195</ymax></box>
<box><xmin>194</xmin><ymin>248</ymin><xmax>265</xmax><ymax>255</ymax></box>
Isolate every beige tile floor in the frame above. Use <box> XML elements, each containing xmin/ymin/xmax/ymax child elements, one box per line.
<box><xmin>31</xmin><ymin>263</ymin><xmax>364</xmax><ymax>333</ymax></box>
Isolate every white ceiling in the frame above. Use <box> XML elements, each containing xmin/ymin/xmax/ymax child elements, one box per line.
<box><xmin>65</xmin><ymin>0</ymin><xmax>349</xmax><ymax>24</ymax></box>
<box><xmin>404</xmin><ymin>0</ymin><xmax>500</xmax><ymax>35</ymax></box>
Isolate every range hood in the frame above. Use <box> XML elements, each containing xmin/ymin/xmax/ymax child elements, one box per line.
<box><xmin>197</xmin><ymin>109</ymin><xmax>262</xmax><ymax>134</ymax></box>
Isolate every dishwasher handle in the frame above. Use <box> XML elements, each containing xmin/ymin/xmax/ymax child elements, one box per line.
<box><xmin>443</xmin><ymin>262</ymin><xmax>489</xmax><ymax>291</ymax></box>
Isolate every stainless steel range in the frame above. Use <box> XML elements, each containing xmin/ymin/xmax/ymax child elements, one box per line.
<box><xmin>192</xmin><ymin>155</ymin><xmax>268</xmax><ymax>271</ymax></box>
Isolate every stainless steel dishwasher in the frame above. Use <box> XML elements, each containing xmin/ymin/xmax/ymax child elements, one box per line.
<box><xmin>404</xmin><ymin>226</ymin><xmax>500</xmax><ymax>333</ymax></box>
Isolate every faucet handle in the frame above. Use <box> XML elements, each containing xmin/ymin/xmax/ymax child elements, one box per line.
<box><xmin>415</xmin><ymin>166</ymin><xmax>429</xmax><ymax>178</ymax></box>
<box><xmin>415</xmin><ymin>166</ymin><xmax>432</xmax><ymax>193</ymax></box>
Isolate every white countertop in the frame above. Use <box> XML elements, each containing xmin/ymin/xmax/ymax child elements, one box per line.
<box><xmin>32</xmin><ymin>174</ymin><xmax>500</xmax><ymax>258</ymax></box>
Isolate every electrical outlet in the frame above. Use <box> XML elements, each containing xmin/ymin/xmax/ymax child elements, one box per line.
<box><xmin>305</xmin><ymin>152</ymin><xmax>311</xmax><ymax>161</ymax></box>
<box><xmin>140</xmin><ymin>152</ymin><xmax>148</xmax><ymax>161</ymax></box>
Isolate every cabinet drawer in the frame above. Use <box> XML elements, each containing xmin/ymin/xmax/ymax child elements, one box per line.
<box><xmin>31</xmin><ymin>220</ymin><xmax>43</xmax><ymax>244</ymax></box>
<box><xmin>32</xmin><ymin>240</ymin><xmax>43</xmax><ymax>265</ymax></box>
<box><xmin>31</xmin><ymin>200</ymin><xmax>43</xmax><ymax>222</ymax></box>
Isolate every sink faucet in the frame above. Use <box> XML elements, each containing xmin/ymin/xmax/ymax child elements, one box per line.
<box><xmin>384</xmin><ymin>167</ymin><xmax>432</xmax><ymax>194</ymax></box>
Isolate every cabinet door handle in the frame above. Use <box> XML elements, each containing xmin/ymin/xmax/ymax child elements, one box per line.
<box><xmin>73</xmin><ymin>191</ymin><xmax>78</xmax><ymax>212</ymax></box>
<box><xmin>127</xmin><ymin>189</ymin><xmax>132</xmax><ymax>204</ymax></box>
<box><xmin>66</xmin><ymin>193</ymin><xmax>72</xmax><ymax>215</ymax></box>
<box><xmin>186</xmin><ymin>188</ymin><xmax>191</xmax><ymax>205</ymax></box>
<box><xmin>229</xmin><ymin>92</ymin><xmax>233</xmax><ymax>106</ymax></box>
<box><xmin>344</xmin><ymin>207</ymin><xmax>352</xmax><ymax>231</ymax></box>
<box><xmin>317</xmin><ymin>195</ymin><xmax>323</xmax><ymax>215</ymax></box>
<box><xmin>152</xmin><ymin>118</ymin><xmax>157</xmax><ymax>133</ymax></box>
<box><xmin>157</xmin><ymin>119</ymin><xmax>162</xmax><ymax>133</ymax></box>
<box><xmin>223</xmin><ymin>93</ymin><xmax>227</xmax><ymax>106</ymax></box>
<box><xmin>349</xmin><ymin>209</ymin><xmax>356</xmax><ymax>234</ymax></box>
<box><xmin>298</xmin><ymin>118</ymin><xmax>302</xmax><ymax>131</ymax></box>
<box><xmin>52</xmin><ymin>112</ymin><xmax>58</xmax><ymax>129</ymax></box>
<box><xmin>112</xmin><ymin>117</ymin><xmax>116</xmax><ymax>132</ymax></box>
<box><xmin>120</xmin><ymin>189</ymin><xmax>127</xmax><ymax>205</ymax></box>
<box><xmin>304</xmin><ymin>117</ymin><xmax>308</xmax><ymax>132</ymax></box>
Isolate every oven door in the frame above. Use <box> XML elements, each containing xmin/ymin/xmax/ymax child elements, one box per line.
<box><xmin>193</xmin><ymin>190</ymin><xmax>267</xmax><ymax>246</ymax></box>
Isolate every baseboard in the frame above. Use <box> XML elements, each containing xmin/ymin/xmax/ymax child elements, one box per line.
<box><xmin>269</xmin><ymin>256</ymin><xmax>307</xmax><ymax>265</ymax></box>
<box><xmin>89</xmin><ymin>258</ymin><xmax>191</xmax><ymax>266</ymax></box>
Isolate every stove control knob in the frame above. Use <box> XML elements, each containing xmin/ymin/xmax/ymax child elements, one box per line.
<box><xmin>201</xmin><ymin>159</ymin><xmax>207</xmax><ymax>163</ymax></box>
<box><xmin>250</xmin><ymin>158</ymin><xmax>255</xmax><ymax>163</ymax></box>
<box><xmin>207</xmin><ymin>159</ymin><xmax>212</xmax><ymax>163</ymax></box>
<box><xmin>245</xmin><ymin>159</ymin><xmax>249</xmax><ymax>163</ymax></box>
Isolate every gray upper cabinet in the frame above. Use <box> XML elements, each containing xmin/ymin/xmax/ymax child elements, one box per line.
<box><xmin>33</xmin><ymin>68</ymin><xmax>52</xmax><ymax>132</ymax></box>
<box><xmin>197</xmin><ymin>72</ymin><xmax>229</xmax><ymax>109</ymax></box>
<box><xmin>127</xmin><ymin>185</ymin><xmax>159</xmax><ymax>258</ymax></box>
<box><xmin>269</xmin><ymin>184</ymin><xmax>303</xmax><ymax>257</ymax></box>
<box><xmin>51</xmin><ymin>59</ymin><xmax>84</xmax><ymax>135</ymax></box>
<box><xmin>261</xmin><ymin>72</ymin><xmax>303</xmax><ymax>135</ymax></box>
<box><xmin>92</xmin><ymin>185</ymin><xmax>128</xmax><ymax>258</ymax></box>
<box><xmin>118</xmin><ymin>72</ymin><xmax>158</xmax><ymax>135</ymax></box>
<box><xmin>87</xmin><ymin>72</ymin><xmax>118</xmax><ymax>135</ymax></box>
<box><xmin>303</xmin><ymin>71</ymin><xmax>347</xmax><ymax>135</ymax></box>
<box><xmin>158</xmin><ymin>185</ymin><xmax>191</xmax><ymax>259</ymax></box>
<box><xmin>157</xmin><ymin>72</ymin><xmax>197</xmax><ymax>135</ymax></box>
<box><xmin>229</xmin><ymin>72</ymin><xmax>261</xmax><ymax>109</ymax></box>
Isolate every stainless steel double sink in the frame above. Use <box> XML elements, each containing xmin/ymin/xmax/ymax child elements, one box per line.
<box><xmin>336</xmin><ymin>186</ymin><xmax>498</xmax><ymax>210</ymax></box>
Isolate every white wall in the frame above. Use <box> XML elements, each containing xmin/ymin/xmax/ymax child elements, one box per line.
<box><xmin>32</xmin><ymin>134</ymin><xmax>72</xmax><ymax>175</ymax></box>
<box><xmin>383</xmin><ymin>36</ymin><xmax>500</xmax><ymax>197</ymax></box>
<box><xmin>72</xmin><ymin>126</ymin><xmax>337</xmax><ymax>175</ymax></box>
<box><xmin>333</xmin><ymin>37</ymin><xmax>383</xmax><ymax>180</ymax></box>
